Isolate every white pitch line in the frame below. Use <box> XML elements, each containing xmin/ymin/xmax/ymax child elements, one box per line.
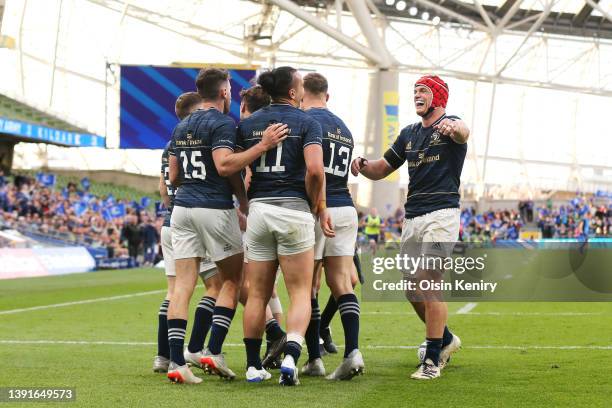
<box><xmin>0</xmin><ymin>289</ymin><xmax>167</xmax><ymax>316</ymax></box>
<box><xmin>2</xmin><ymin>339</ymin><xmax>612</xmax><ymax>350</ymax></box>
<box><xmin>360</xmin><ymin>311</ymin><xmax>604</xmax><ymax>316</ymax></box>
<box><xmin>0</xmin><ymin>340</ymin><xmax>242</xmax><ymax>347</ymax></box>
<box><xmin>464</xmin><ymin>312</ymin><xmax>603</xmax><ymax>316</ymax></box>
<box><xmin>366</xmin><ymin>345</ymin><xmax>612</xmax><ymax>350</ymax></box>
<box><xmin>456</xmin><ymin>302</ymin><xmax>478</xmax><ymax>314</ymax></box>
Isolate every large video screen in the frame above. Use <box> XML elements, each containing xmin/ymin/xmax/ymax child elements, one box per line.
<box><xmin>119</xmin><ymin>65</ymin><xmax>256</xmax><ymax>149</ymax></box>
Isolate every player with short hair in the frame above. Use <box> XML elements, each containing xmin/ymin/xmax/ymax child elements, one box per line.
<box><xmin>351</xmin><ymin>75</ymin><xmax>468</xmax><ymax>380</ymax></box>
<box><xmin>165</xmin><ymin>68</ymin><xmax>247</xmax><ymax>384</ymax></box>
<box><xmin>238</xmin><ymin>66</ymin><xmax>334</xmax><ymax>385</ymax></box>
<box><xmin>300</xmin><ymin>72</ymin><xmax>364</xmax><ymax>380</ymax></box>
<box><xmin>153</xmin><ymin>92</ymin><xmax>223</xmax><ymax>374</ymax></box>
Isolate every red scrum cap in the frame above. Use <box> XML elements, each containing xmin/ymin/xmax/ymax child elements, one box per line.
<box><xmin>415</xmin><ymin>75</ymin><xmax>449</xmax><ymax>109</ymax></box>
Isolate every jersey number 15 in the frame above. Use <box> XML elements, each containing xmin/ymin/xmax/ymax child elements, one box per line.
<box><xmin>180</xmin><ymin>151</ymin><xmax>206</xmax><ymax>180</ymax></box>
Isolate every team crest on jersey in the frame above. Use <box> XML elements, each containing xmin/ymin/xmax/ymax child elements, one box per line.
<box><xmin>406</xmin><ymin>141</ymin><xmax>412</xmax><ymax>151</ymax></box>
<box><xmin>186</xmin><ymin>132</ymin><xmax>193</xmax><ymax>140</ymax></box>
<box><xmin>337</xmin><ymin>127</ymin><xmax>341</xmax><ymax>134</ymax></box>
<box><xmin>418</xmin><ymin>152</ymin><xmax>424</xmax><ymax>160</ymax></box>
<box><xmin>430</xmin><ymin>131</ymin><xmax>442</xmax><ymax>146</ymax></box>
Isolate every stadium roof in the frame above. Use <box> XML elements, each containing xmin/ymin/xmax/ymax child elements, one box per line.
<box><xmin>293</xmin><ymin>0</ymin><xmax>612</xmax><ymax>40</ymax></box>
<box><xmin>0</xmin><ymin>94</ymin><xmax>89</xmax><ymax>134</ymax></box>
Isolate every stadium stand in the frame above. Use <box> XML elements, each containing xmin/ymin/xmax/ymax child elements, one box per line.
<box><xmin>354</xmin><ymin>194</ymin><xmax>611</xmax><ymax>246</ymax></box>
<box><xmin>0</xmin><ymin>171</ymin><xmax>162</xmax><ymax>269</ymax></box>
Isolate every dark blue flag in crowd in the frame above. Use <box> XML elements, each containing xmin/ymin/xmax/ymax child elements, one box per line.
<box><xmin>154</xmin><ymin>201</ymin><xmax>165</xmax><ymax>216</ymax></box>
<box><xmin>140</xmin><ymin>196</ymin><xmax>151</xmax><ymax>208</ymax></box>
<box><xmin>36</xmin><ymin>172</ymin><xmax>56</xmax><ymax>187</ymax></box>
<box><xmin>109</xmin><ymin>203</ymin><xmax>126</xmax><ymax>218</ymax></box>
<box><xmin>130</xmin><ymin>201</ymin><xmax>141</xmax><ymax>211</ymax></box>
<box><xmin>81</xmin><ymin>177</ymin><xmax>91</xmax><ymax>191</ymax></box>
<box><xmin>56</xmin><ymin>203</ymin><xmax>65</xmax><ymax>215</ymax></box>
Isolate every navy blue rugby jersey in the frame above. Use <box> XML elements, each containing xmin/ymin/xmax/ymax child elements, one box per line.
<box><xmin>169</xmin><ymin>108</ymin><xmax>236</xmax><ymax>209</ymax></box>
<box><xmin>304</xmin><ymin>108</ymin><xmax>354</xmax><ymax>208</ymax></box>
<box><xmin>236</xmin><ymin>104</ymin><xmax>322</xmax><ymax>203</ymax></box>
<box><xmin>161</xmin><ymin>141</ymin><xmax>176</xmax><ymax>227</ymax></box>
<box><xmin>383</xmin><ymin>114</ymin><xmax>467</xmax><ymax>219</ymax></box>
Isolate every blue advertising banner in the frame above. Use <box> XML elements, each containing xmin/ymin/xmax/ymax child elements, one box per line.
<box><xmin>0</xmin><ymin>117</ymin><xmax>105</xmax><ymax>147</ymax></box>
<box><xmin>119</xmin><ymin>65</ymin><xmax>257</xmax><ymax>149</ymax></box>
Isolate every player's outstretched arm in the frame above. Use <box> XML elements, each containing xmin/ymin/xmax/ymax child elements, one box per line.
<box><xmin>350</xmin><ymin>157</ymin><xmax>395</xmax><ymax>180</ymax></box>
<box><xmin>214</xmin><ymin>123</ymin><xmax>289</xmax><ymax>177</ymax></box>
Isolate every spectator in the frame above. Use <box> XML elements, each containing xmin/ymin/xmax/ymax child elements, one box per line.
<box><xmin>121</xmin><ymin>214</ymin><xmax>143</xmax><ymax>265</ymax></box>
<box><xmin>141</xmin><ymin>213</ymin><xmax>159</xmax><ymax>266</ymax></box>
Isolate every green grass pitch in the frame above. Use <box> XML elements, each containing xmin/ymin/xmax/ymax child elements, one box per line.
<box><xmin>1</xmin><ymin>268</ymin><xmax>611</xmax><ymax>407</ymax></box>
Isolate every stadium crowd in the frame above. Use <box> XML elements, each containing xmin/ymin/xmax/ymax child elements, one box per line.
<box><xmin>356</xmin><ymin>195</ymin><xmax>611</xmax><ymax>243</ymax></box>
<box><xmin>0</xmin><ymin>170</ymin><xmax>610</xmax><ymax>258</ymax></box>
<box><xmin>0</xmin><ymin>171</ymin><xmax>161</xmax><ymax>264</ymax></box>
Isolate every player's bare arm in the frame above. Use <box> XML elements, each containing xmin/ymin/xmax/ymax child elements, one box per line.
<box><xmin>227</xmin><ymin>171</ymin><xmax>249</xmax><ymax>216</ymax></box>
<box><xmin>304</xmin><ymin>143</ymin><xmax>335</xmax><ymax>237</ymax></box>
<box><xmin>350</xmin><ymin>157</ymin><xmax>395</xmax><ymax>180</ymax></box>
<box><xmin>159</xmin><ymin>174</ymin><xmax>170</xmax><ymax>208</ymax></box>
<box><xmin>243</xmin><ymin>166</ymin><xmax>252</xmax><ymax>191</ymax></box>
<box><xmin>168</xmin><ymin>154</ymin><xmax>181</xmax><ymax>187</ymax></box>
<box><xmin>434</xmin><ymin>118</ymin><xmax>470</xmax><ymax>144</ymax></box>
<box><xmin>213</xmin><ymin>123</ymin><xmax>289</xmax><ymax>177</ymax></box>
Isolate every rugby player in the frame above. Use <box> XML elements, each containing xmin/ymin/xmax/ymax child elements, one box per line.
<box><xmin>153</xmin><ymin>92</ymin><xmax>222</xmax><ymax>374</ymax></box>
<box><xmin>300</xmin><ymin>72</ymin><xmax>364</xmax><ymax>380</ymax></box>
<box><xmin>351</xmin><ymin>75</ymin><xmax>468</xmax><ymax>380</ymax></box>
<box><xmin>238</xmin><ymin>85</ymin><xmax>287</xmax><ymax>371</ymax></box>
<box><xmin>165</xmin><ymin>68</ymin><xmax>247</xmax><ymax>383</ymax></box>
<box><xmin>237</xmin><ymin>66</ymin><xmax>334</xmax><ymax>385</ymax></box>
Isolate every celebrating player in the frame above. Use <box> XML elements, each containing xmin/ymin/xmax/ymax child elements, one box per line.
<box><xmin>237</xmin><ymin>85</ymin><xmax>287</xmax><ymax>371</ymax></box>
<box><xmin>153</xmin><ymin>92</ymin><xmax>223</xmax><ymax>374</ymax></box>
<box><xmin>300</xmin><ymin>72</ymin><xmax>364</xmax><ymax>380</ymax></box>
<box><xmin>238</xmin><ymin>66</ymin><xmax>334</xmax><ymax>386</ymax></box>
<box><xmin>351</xmin><ymin>75</ymin><xmax>468</xmax><ymax>380</ymax></box>
<box><xmin>165</xmin><ymin>68</ymin><xmax>247</xmax><ymax>383</ymax></box>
